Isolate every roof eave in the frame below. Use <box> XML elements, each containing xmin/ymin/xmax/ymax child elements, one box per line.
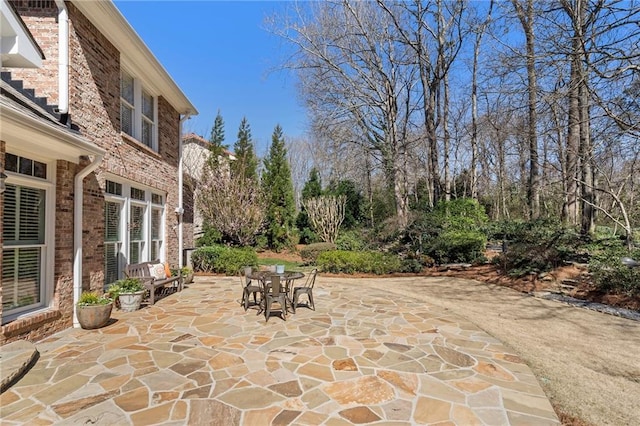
<box><xmin>70</xmin><ymin>0</ymin><xmax>197</xmax><ymax>117</ymax></box>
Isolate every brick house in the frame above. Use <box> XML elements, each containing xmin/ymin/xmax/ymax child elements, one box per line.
<box><xmin>0</xmin><ymin>0</ymin><xmax>197</xmax><ymax>344</ymax></box>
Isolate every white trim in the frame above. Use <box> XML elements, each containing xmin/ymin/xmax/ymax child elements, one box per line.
<box><xmin>102</xmin><ymin>178</ymin><xmax>168</xmax><ymax>285</ymax></box>
<box><xmin>0</xmin><ymin>0</ymin><xmax>42</xmax><ymax>68</ymax></box>
<box><xmin>1</xmin><ymin>165</ymin><xmax>55</xmax><ymax>324</ymax></box>
<box><xmin>0</xmin><ymin>98</ymin><xmax>105</xmax><ymax>162</ymax></box>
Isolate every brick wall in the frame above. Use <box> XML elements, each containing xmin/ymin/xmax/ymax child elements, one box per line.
<box><xmin>1</xmin><ymin>2</ymin><xmax>183</xmax><ymax>343</ymax></box>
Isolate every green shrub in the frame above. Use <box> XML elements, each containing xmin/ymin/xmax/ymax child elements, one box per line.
<box><xmin>589</xmin><ymin>248</ymin><xmax>640</xmax><ymax>296</ymax></box>
<box><xmin>317</xmin><ymin>250</ymin><xmax>403</xmax><ymax>274</ymax></box>
<box><xmin>497</xmin><ymin>220</ymin><xmax>581</xmax><ymax>277</ymax></box>
<box><xmin>196</xmin><ymin>225</ymin><xmax>223</xmax><ymax>247</ymax></box>
<box><xmin>77</xmin><ymin>291</ymin><xmax>111</xmax><ymax>306</ymax></box>
<box><xmin>191</xmin><ymin>245</ymin><xmax>258</xmax><ymax>274</ymax></box>
<box><xmin>427</xmin><ymin>230</ymin><xmax>487</xmax><ymax>264</ymax></box>
<box><xmin>107</xmin><ymin>277</ymin><xmax>144</xmax><ymax>299</ymax></box>
<box><xmin>300</xmin><ymin>242</ymin><xmax>336</xmax><ymax>264</ymax></box>
<box><xmin>335</xmin><ymin>230</ymin><xmax>367</xmax><ymax>251</ymax></box>
<box><xmin>404</xmin><ymin>198</ymin><xmax>489</xmax><ymax>265</ymax></box>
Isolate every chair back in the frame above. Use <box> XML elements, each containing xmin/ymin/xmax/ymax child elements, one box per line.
<box><xmin>305</xmin><ymin>269</ymin><xmax>318</xmax><ymax>289</ymax></box>
<box><xmin>243</xmin><ymin>266</ymin><xmax>253</xmax><ymax>286</ymax></box>
<box><xmin>270</xmin><ymin>275</ymin><xmax>282</xmax><ymax>294</ymax></box>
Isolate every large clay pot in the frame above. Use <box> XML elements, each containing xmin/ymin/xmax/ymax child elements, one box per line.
<box><xmin>77</xmin><ymin>303</ymin><xmax>113</xmax><ymax>329</ymax></box>
<box><xmin>118</xmin><ymin>291</ymin><xmax>145</xmax><ymax>312</ymax></box>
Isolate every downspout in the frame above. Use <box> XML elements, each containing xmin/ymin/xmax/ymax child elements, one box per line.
<box><xmin>55</xmin><ymin>0</ymin><xmax>69</xmax><ymax>119</ymax></box>
<box><xmin>73</xmin><ymin>154</ymin><xmax>104</xmax><ymax>328</ymax></box>
<box><xmin>177</xmin><ymin>113</ymin><xmax>192</xmax><ymax>267</ymax></box>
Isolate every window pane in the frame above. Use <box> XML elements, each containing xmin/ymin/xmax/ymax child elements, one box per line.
<box><xmin>20</xmin><ymin>157</ymin><xmax>33</xmax><ymax>175</ymax></box>
<box><xmin>142</xmin><ymin>119</ymin><xmax>153</xmax><ymax>147</ymax></box>
<box><xmin>104</xmin><ymin>243</ymin><xmax>120</xmax><ymax>285</ymax></box>
<box><xmin>121</xmin><ymin>71</ymin><xmax>134</xmax><ymax>103</ymax></box>
<box><xmin>105</xmin><ymin>180</ymin><xmax>122</xmax><ymax>196</ymax></box>
<box><xmin>151</xmin><ymin>194</ymin><xmax>163</xmax><ymax>205</ymax></box>
<box><xmin>151</xmin><ymin>208</ymin><xmax>161</xmax><ymax>239</ymax></box>
<box><xmin>129</xmin><ymin>241</ymin><xmax>140</xmax><ymax>264</ymax></box>
<box><xmin>18</xmin><ymin>187</ymin><xmax>46</xmax><ymax>244</ymax></box>
<box><xmin>5</xmin><ymin>153</ymin><xmax>18</xmax><ymax>172</ymax></box>
<box><xmin>2</xmin><ymin>247</ymin><xmax>41</xmax><ymax>310</ymax></box>
<box><xmin>121</xmin><ymin>104</ymin><xmax>133</xmax><ymax>136</ymax></box>
<box><xmin>4</xmin><ymin>186</ymin><xmax>45</xmax><ymax>245</ymax></box>
<box><xmin>3</xmin><ymin>185</ymin><xmax>17</xmax><ymax>241</ymax></box>
<box><xmin>130</xmin><ymin>205</ymin><xmax>145</xmax><ymax>240</ymax></box>
<box><xmin>142</xmin><ymin>90</ymin><xmax>153</xmax><ymax>119</ymax></box>
<box><xmin>105</xmin><ymin>202</ymin><xmax>121</xmax><ymax>242</ymax></box>
<box><xmin>33</xmin><ymin>161</ymin><xmax>47</xmax><ymax>179</ymax></box>
<box><xmin>131</xmin><ymin>187</ymin><xmax>145</xmax><ymax>201</ymax></box>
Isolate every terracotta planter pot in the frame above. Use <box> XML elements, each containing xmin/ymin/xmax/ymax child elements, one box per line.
<box><xmin>118</xmin><ymin>291</ymin><xmax>145</xmax><ymax>312</ymax></box>
<box><xmin>77</xmin><ymin>303</ymin><xmax>113</xmax><ymax>329</ymax></box>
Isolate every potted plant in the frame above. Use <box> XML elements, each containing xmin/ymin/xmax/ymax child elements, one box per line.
<box><xmin>171</xmin><ymin>266</ymin><xmax>194</xmax><ymax>284</ymax></box>
<box><xmin>108</xmin><ymin>277</ymin><xmax>145</xmax><ymax>312</ymax></box>
<box><xmin>76</xmin><ymin>291</ymin><xmax>113</xmax><ymax>329</ymax></box>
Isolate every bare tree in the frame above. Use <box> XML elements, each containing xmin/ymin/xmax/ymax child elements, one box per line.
<box><xmin>271</xmin><ymin>0</ymin><xmax>419</xmax><ymax>227</ymax></box>
<box><xmin>197</xmin><ymin>169</ymin><xmax>266</xmax><ymax>246</ymax></box>
<box><xmin>303</xmin><ymin>195</ymin><xmax>346</xmax><ymax>243</ymax></box>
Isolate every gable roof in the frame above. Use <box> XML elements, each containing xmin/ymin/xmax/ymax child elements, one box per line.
<box><xmin>71</xmin><ymin>0</ymin><xmax>197</xmax><ymax>117</ymax></box>
<box><xmin>0</xmin><ymin>0</ymin><xmax>44</xmax><ymax>68</ymax></box>
<box><xmin>183</xmin><ymin>133</ymin><xmax>236</xmax><ymax>158</ymax></box>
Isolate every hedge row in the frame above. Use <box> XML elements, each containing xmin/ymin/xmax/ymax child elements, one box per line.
<box><xmin>191</xmin><ymin>245</ymin><xmax>258</xmax><ymax>275</ymax></box>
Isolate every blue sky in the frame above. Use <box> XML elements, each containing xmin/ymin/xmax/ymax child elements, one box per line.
<box><xmin>114</xmin><ymin>1</ymin><xmax>306</xmax><ymax>155</ymax></box>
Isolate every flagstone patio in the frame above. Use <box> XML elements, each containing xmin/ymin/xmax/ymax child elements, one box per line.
<box><xmin>0</xmin><ymin>276</ymin><xmax>559</xmax><ymax>425</ymax></box>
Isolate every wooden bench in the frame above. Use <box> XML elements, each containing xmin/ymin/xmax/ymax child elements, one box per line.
<box><xmin>124</xmin><ymin>261</ymin><xmax>183</xmax><ymax>305</ymax></box>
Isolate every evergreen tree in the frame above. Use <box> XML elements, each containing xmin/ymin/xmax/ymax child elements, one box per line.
<box><xmin>296</xmin><ymin>168</ymin><xmax>323</xmax><ymax>243</ymax></box>
<box><xmin>208</xmin><ymin>110</ymin><xmax>227</xmax><ymax>168</ymax></box>
<box><xmin>261</xmin><ymin>124</ymin><xmax>296</xmax><ymax>250</ymax></box>
<box><xmin>232</xmin><ymin>117</ymin><xmax>258</xmax><ymax>181</ymax></box>
<box><xmin>327</xmin><ymin>179</ymin><xmax>363</xmax><ymax>229</ymax></box>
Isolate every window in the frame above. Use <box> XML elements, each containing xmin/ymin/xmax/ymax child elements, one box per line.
<box><xmin>104</xmin><ymin>180</ymin><xmax>165</xmax><ymax>285</ymax></box>
<box><xmin>120</xmin><ymin>70</ymin><xmax>157</xmax><ymax>150</ymax></box>
<box><xmin>2</xmin><ymin>170</ymin><xmax>51</xmax><ymax>320</ymax></box>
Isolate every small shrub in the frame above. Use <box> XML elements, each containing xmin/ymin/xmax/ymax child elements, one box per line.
<box><xmin>426</xmin><ymin>230</ymin><xmax>487</xmax><ymax>264</ymax></box>
<box><xmin>300</xmin><ymin>242</ymin><xmax>337</xmax><ymax>264</ymax></box>
<box><xmin>335</xmin><ymin>230</ymin><xmax>367</xmax><ymax>251</ymax></box>
<box><xmin>107</xmin><ymin>277</ymin><xmax>144</xmax><ymax>299</ymax></box>
<box><xmin>77</xmin><ymin>291</ymin><xmax>111</xmax><ymax>306</ymax></box>
<box><xmin>191</xmin><ymin>245</ymin><xmax>258</xmax><ymax>275</ymax></box>
<box><xmin>497</xmin><ymin>221</ymin><xmax>581</xmax><ymax>277</ymax></box>
<box><xmin>589</xmin><ymin>248</ymin><xmax>640</xmax><ymax>296</ymax></box>
<box><xmin>317</xmin><ymin>250</ymin><xmax>403</xmax><ymax>274</ymax></box>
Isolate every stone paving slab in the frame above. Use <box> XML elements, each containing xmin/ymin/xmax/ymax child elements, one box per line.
<box><xmin>0</xmin><ymin>276</ymin><xmax>560</xmax><ymax>425</ymax></box>
<box><xmin>0</xmin><ymin>340</ymin><xmax>38</xmax><ymax>393</ymax></box>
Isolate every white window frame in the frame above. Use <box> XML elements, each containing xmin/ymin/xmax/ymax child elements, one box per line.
<box><xmin>120</xmin><ymin>68</ymin><xmax>158</xmax><ymax>151</ymax></box>
<box><xmin>103</xmin><ymin>178</ymin><xmax>166</xmax><ymax>286</ymax></box>
<box><xmin>1</xmin><ymin>155</ymin><xmax>55</xmax><ymax>324</ymax></box>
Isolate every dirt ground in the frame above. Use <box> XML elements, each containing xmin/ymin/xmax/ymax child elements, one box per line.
<box><xmin>258</xmin><ymin>249</ymin><xmax>640</xmax><ymax>425</ymax></box>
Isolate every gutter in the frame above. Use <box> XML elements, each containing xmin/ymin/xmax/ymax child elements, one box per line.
<box><xmin>177</xmin><ymin>113</ymin><xmax>192</xmax><ymax>267</ymax></box>
<box><xmin>55</xmin><ymin>0</ymin><xmax>69</xmax><ymax>119</ymax></box>
<box><xmin>72</xmin><ymin>154</ymin><xmax>104</xmax><ymax>327</ymax></box>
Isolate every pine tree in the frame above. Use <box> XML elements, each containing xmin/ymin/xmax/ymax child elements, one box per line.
<box><xmin>232</xmin><ymin>117</ymin><xmax>258</xmax><ymax>181</ymax></box>
<box><xmin>261</xmin><ymin>124</ymin><xmax>296</xmax><ymax>250</ymax></box>
<box><xmin>208</xmin><ymin>110</ymin><xmax>227</xmax><ymax>168</ymax></box>
<box><xmin>296</xmin><ymin>168</ymin><xmax>323</xmax><ymax>243</ymax></box>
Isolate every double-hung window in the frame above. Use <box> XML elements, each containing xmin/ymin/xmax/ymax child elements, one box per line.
<box><xmin>2</xmin><ymin>153</ymin><xmax>53</xmax><ymax>323</ymax></box>
<box><xmin>104</xmin><ymin>179</ymin><xmax>165</xmax><ymax>286</ymax></box>
<box><xmin>120</xmin><ymin>69</ymin><xmax>158</xmax><ymax>150</ymax></box>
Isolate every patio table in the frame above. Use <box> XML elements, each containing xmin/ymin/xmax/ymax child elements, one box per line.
<box><xmin>248</xmin><ymin>270</ymin><xmax>305</xmax><ymax>313</ymax></box>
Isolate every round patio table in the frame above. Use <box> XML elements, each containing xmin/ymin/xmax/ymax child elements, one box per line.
<box><xmin>248</xmin><ymin>270</ymin><xmax>305</xmax><ymax>313</ymax></box>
